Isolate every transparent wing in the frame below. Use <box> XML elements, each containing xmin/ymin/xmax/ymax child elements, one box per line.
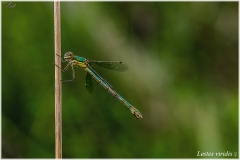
<box><xmin>89</xmin><ymin>61</ymin><xmax>128</xmax><ymax>72</ymax></box>
<box><xmin>85</xmin><ymin>73</ymin><xmax>94</xmax><ymax>93</ymax></box>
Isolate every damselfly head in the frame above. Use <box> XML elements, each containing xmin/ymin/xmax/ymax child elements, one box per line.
<box><xmin>64</xmin><ymin>52</ymin><xmax>74</xmax><ymax>61</ymax></box>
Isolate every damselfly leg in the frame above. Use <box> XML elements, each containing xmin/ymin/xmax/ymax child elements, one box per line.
<box><xmin>54</xmin><ymin>60</ymin><xmax>76</xmax><ymax>82</ymax></box>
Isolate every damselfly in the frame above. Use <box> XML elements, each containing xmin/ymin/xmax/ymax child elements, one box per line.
<box><xmin>56</xmin><ymin>52</ymin><xmax>143</xmax><ymax>120</ymax></box>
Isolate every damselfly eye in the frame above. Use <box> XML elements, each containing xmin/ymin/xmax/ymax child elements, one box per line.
<box><xmin>64</xmin><ymin>52</ymin><xmax>73</xmax><ymax>59</ymax></box>
<box><xmin>64</xmin><ymin>52</ymin><xmax>72</xmax><ymax>57</ymax></box>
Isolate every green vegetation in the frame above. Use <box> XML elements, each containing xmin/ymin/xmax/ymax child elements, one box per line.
<box><xmin>2</xmin><ymin>2</ymin><xmax>238</xmax><ymax>158</ymax></box>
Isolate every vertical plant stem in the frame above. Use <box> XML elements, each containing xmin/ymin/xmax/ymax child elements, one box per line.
<box><xmin>54</xmin><ymin>1</ymin><xmax>62</xmax><ymax>158</ymax></box>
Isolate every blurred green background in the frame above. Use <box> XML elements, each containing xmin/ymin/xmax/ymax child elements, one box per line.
<box><xmin>2</xmin><ymin>2</ymin><xmax>238</xmax><ymax>158</ymax></box>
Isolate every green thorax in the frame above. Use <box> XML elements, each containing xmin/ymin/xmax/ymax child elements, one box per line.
<box><xmin>74</xmin><ymin>56</ymin><xmax>86</xmax><ymax>63</ymax></box>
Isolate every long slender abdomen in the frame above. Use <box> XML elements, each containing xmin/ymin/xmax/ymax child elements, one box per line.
<box><xmin>85</xmin><ymin>67</ymin><xmax>143</xmax><ymax>119</ymax></box>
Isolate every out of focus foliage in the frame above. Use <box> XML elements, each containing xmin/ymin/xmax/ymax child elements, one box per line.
<box><xmin>2</xmin><ymin>2</ymin><xmax>238</xmax><ymax>158</ymax></box>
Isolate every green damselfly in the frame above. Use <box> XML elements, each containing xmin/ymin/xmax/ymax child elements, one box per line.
<box><xmin>56</xmin><ymin>52</ymin><xmax>143</xmax><ymax>120</ymax></box>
